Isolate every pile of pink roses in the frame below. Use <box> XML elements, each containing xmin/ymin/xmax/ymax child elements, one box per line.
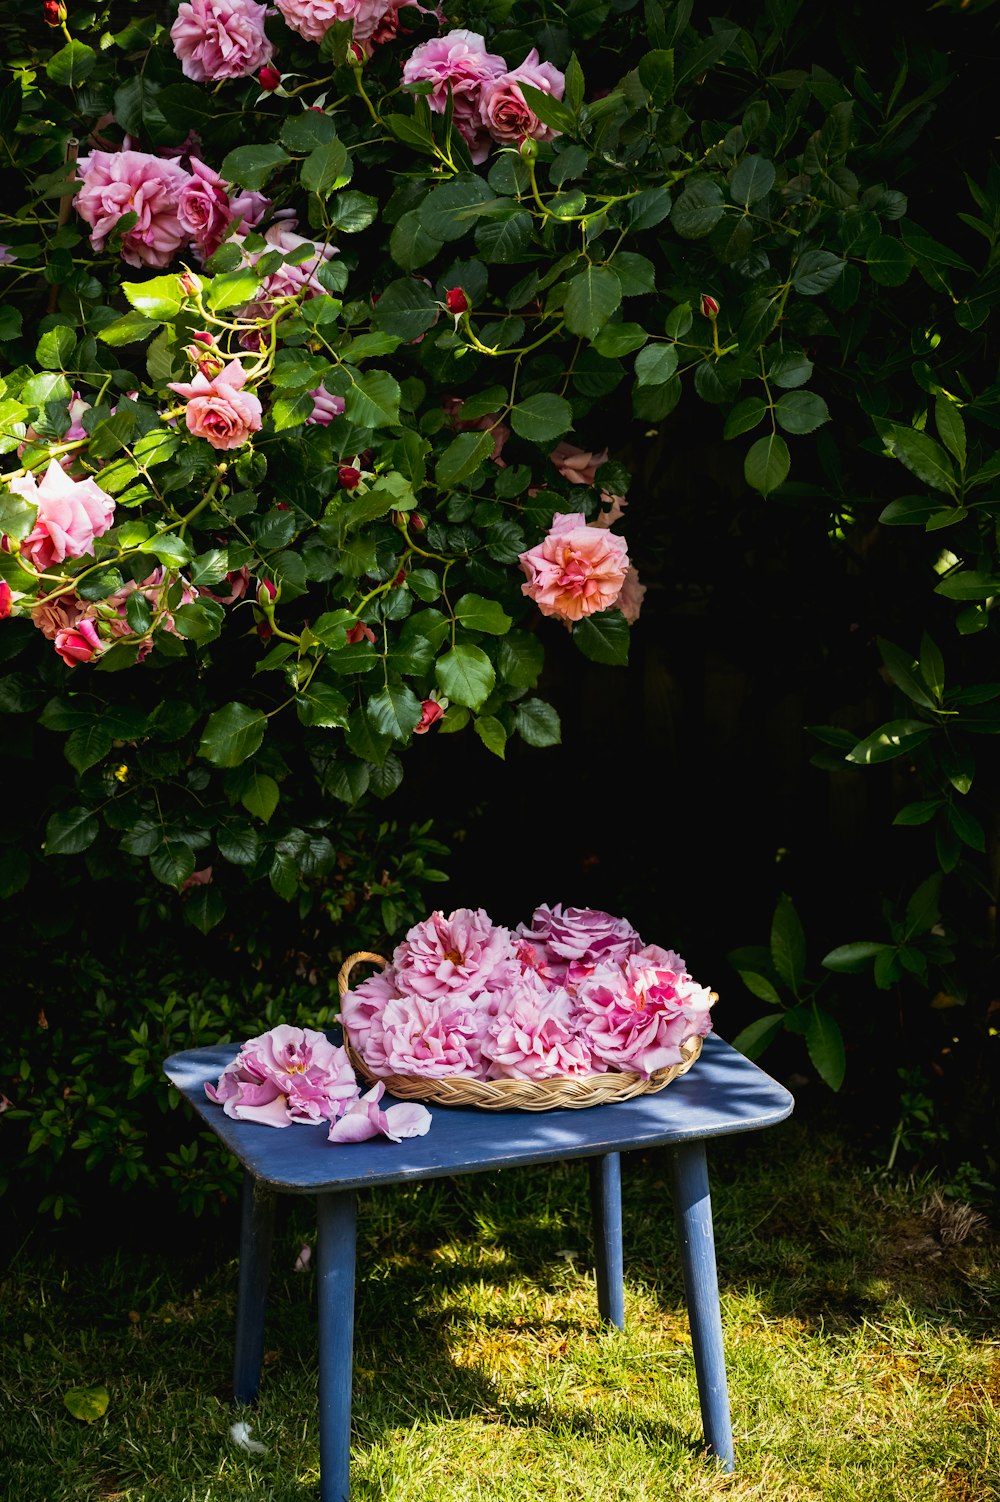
<box><xmin>341</xmin><ymin>905</ymin><xmax>715</xmax><ymax>1082</ymax></box>
<box><xmin>206</xmin><ymin>1024</ymin><xmax>432</xmax><ymax>1141</ymax></box>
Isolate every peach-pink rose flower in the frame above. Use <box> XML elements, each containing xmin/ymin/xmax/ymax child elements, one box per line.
<box><xmin>478</xmin><ymin>49</ymin><xmax>566</xmax><ymax>146</ymax></box>
<box><xmin>31</xmin><ymin>592</ymin><xmax>85</xmax><ymax>640</ymax></box>
<box><xmin>53</xmin><ymin>617</ymin><xmax>104</xmax><ymax>667</ymax></box>
<box><xmin>10</xmin><ymin>460</ymin><xmax>116</xmax><ymax>572</ymax></box>
<box><xmin>168</xmin><ymin>358</ymin><xmax>263</xmax><ymax>449</ymax></box>
<box><xmin>519</xmin><ymin>512</ymin><xmax>629</xmax><ymax>623</ymax></box>
<box><xmin>549</xmin><ymin>441</ymin><xmax>609</xmax><ymax>486</ymax></box>
<box><xmin>74</xmin><ymin>150</ymin><xmax>191</xmax><ymax>268</ymax></box>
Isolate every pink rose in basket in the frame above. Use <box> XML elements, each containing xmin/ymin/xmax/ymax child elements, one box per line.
<box><xmin>392</xmin><ymin>908</ymin><xmax>514</xmax><ymax>1002</ymax></box>
<box><xmin>516</xmin><ymin>904</ymin><xmax>642</xmax><ymax>983</ymax></box>
<box><xmin>519</xmin><ymin>513</ymin><xmax>629</xmax><ymax>623</ymax></box>
<box><xmin>482</xmin><ymin>969</ymin><xmax>595</xmax><ymax>1081</ymax></box>
<box><xmin>206</xmin><ymin>1024</ymin><xmax>360</xmax><ymax>1125</ymax></box>
<box><xmin>376</xmin><ymin>993</ymin><xmax>488</xmax><ymax>1078</ymax></box>
<box><xmin>575</xmin><ymin>955</ymin><xmax>715</xmax><ymax>1078</ymax></box>
<box><xmin>339</xmin><ymin>963</ymin><xmax>401</xmax><ymax>1060</ymax></box>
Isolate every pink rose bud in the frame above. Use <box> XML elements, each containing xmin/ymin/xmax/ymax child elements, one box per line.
<box><xmin>179</xmin><ymin>273</ymin><xmax>199</xmax><ymax>298</ymax></box>
<box><xmin>53</xmin><ymin>618</ymin><xmax>102</xmax><ymax>667</ymax></box>
<box><xmin>191</xmin><ymin>329</ymin><xmax>214</xmax><ymax>346</ymax></box>
<box><xmin>44</xmin><ymin>0</ymin><xmax>66</xmax><ymax>23</ymax></box>
<box><xmin>700</xmin><ymin>294</ymin><xmax>720</xmax><ymax>319</ymax></box>
<box><xmin>0</xmin><ymin>581</ymin><xmax>11</xmax><ymax>619</ymax></box>
<box><xmin>338</xmin><ymin>466</ymin><xmax>362</xmax><ymax>490</ymax></box>
<box><xmin>259</xmin><ymin>64</ymin><xmax>281</xmax><ymax>90</ymax></box>
<box><xmin>445</xmin><ymin>286</ymin><xmax>469</xmax><ymax>315</ymax></box>
<box><xmin>413</xmin><ymin>698</ymin><xmax>444</xmax><ymax>735</ymax></box>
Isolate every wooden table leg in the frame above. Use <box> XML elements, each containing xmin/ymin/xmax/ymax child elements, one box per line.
<box><xmin>233</xmin><ymin>1173</ymin><xmax>276</xmax><ymax>1405</ymax></box>
<box><xmin>667</xmin><ymin>1141</ymin><xmax>735</xmax><ymax>1472</ymax></box>
<box><xmin>317</xmin><ymin>1189</ymin><xmax>357</xmax><ymax>1502</ymax></box>
<box><xmin>588</xmin><ymin>1153</ymin><xmax>625</xmax><ymax>1330</ymax></box>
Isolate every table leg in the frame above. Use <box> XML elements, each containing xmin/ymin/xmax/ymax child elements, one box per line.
<box><xmin>233</xmin><ymin>1173</ymin><xmax>276</xmax><ymax>1405</ymax></box>
<box><xmin>316</xmin><ymin>1189</ymin><xmax>357</xmax><ymax>1502</ymax></box>
<box><xmin>588</xmin><ymin>1153</ymin><xmax>625</xmax><ymax>1330</ymax></box>
<box><xmin>667</xmin><ymin>1141</ymin><xmax>735</xmax><ymax>1472</ymax></box>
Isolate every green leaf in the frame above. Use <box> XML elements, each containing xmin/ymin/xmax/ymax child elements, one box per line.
<box><xmin>329</xmin><ymin>191</ymin><xmax>378</xmax><ymax>233</ymax></box>
<box><xmin>731</xmin><ymin>1013</ymin><xmax>784</xmax><ymax>1060</ymax></box>
<box><xmin>634</xmin><ymin>344</ymin><xmax>679</xmax><ymax>387</ymax></box>
<box><xmin>345</xmin><ymin>370</ymin><xmax>400</xmax><ymax>429</ymax></box>
<box><xmin>637</xmin><ymin>48</ymin><xmax>675</xmax><ymax>105</ymax></box>
<box><xmin>419</xmin><ymin>174</ymin><xmax>495</xmax><ymax>242</ymax></box>
<box><xmin>63</xmin><ymin>1385</ymin><xmax>109</xmax><ymax>1423</ymax></box>
<box><xmin>845</xmin><ymin>719</ymin><xmax>934</xmax><ymax>764</ymax></box>
<box><xmin>217</xmin><ymin>824</ymin><xmax>262</xmax><ymax>866</ymax></box>
<box><xmin>186</xmin><ymin>886</ymin><xmax>226</xmax><ymax>934</ymax></box>
<box><xmin>45</xmin><ymin>807</ymin><xmax>99</xmax><ymax>856</ymax></box>
<box><xmin>0</xmin><ymin>489</ymin><xmax>38</xmax><ymax>541</ymax></box>
<box><xmin>804</xmin><ymin>1005</ymin><xmax>845</xmax><ymax>1090</ymax></box>
<box><xmin>934</xmin><ymin>570</ymin><xmax>1000</xmax><ymax>601</ymax></box>
<box><xmin>822</xmin><ymin>942</ymin><xmax>890</xmax><ymax>972</ymax></box>
<box><xmin>150</xmin><ymin>842</ymin><xmax>196</xmax><ymax>890</ymax></box>
<box><xmin>517</xmin><ymin>82</ymin><xmax>578</xmax><ymax>137</ymax></box>
<box><xmin>671</xmin><ymin>180</ymin><xmax>725</xmax><ymax>239</ymax></box>
<box><xmin>474</xmin><ymin>715</ymin><xmax>507</xmax><ymax>758</ymax></box>
<box><xmin>327</xmin><ymin>757</ymin><xmax>370</xmax><ymax>805</ymax></box>
<box><xmin>171</xmin><ymin>599</ymin><xmax>225</xmax><ymax>646</ymax></box>
<box><xmin>866</xmin><ymin>235</ymin><xmax>911</xmax><ymax>287</ymax></box>
<box><xmin>770</xmin><ymin>893</ymin><xmax>806</xmax><ymax>995</ymax></box>
<box><xmin>768</xmin><ymin>350</ymin><xmax>813</xmax><ymax>389</ymax></box>
<box><xmin>513</xmin><ymin>697</ymin><xmax>562</xmax><ymax>747</ymax></box>
<box><xmin>220</xmin><ymin>144</ymin><xmax>291</xmax><ymax>191</ymax></box>
<box><xmin>744</xmin><ymin>433</ymin><xmax>790</xmax><ymax>495</ymax></box>
<box><xmin>573</xmin><ymin>609</ymin><xmax>630</xmax><ymax>666</ymax></box>
<box><xmin>35</xmin><ymin>326</ymin><xmax>75</xmax><ymax>370</ymax></box>
<box><xmin>949</xmin><ymin>800</ymin><xmax>986</xmax><ymax>851</ymax></box>
<box><xmin>791</xmin><ymin>250</ymin><xmax>845</xmax><ymax>296</ymax></box>
<box><xmin>736</xmin><ymin>970</ymin><xmax>783</xmax><ymax>1007</ymax></box>
<box><xmin>935</xmin><ymin>396</ymin><xmax>966</xmax><ymax>470</ymax></box>
<box><xmin>295</xmin><ymin>681</ymin><xmax>350</xmax><ymax>728</ymax></box>
<box><xmin>476</xmin><ymin>209</ymin><xmax>535</xmax><ymax>264</ymax></box>
<box><xmin>877</xmin><ymin>422</ymin><xmax>956</xmax><ymax>494</ymax></box>
<box><xmin>64</xmin><ymin>724</ymin><xmax>113</xmax><ymax>774</ymax></box>
<box><xmin>240</xmin><ymin>769</ymin><xmax>280</xmax><ymax>823</ymax></box>
<box><xmin>730</xmin><ymin>155</ymin><xmax>775</xmax><ymax>206</ymax></box>
<box><xmin>435</xmin><ymin>644</ymin><xmax>496</xmax><ymax>710</ymax></box>
<box><xmin>21</xmin><ymin>372</ymin><xmax>71</xmax><ymax>411</ymax></box>
<box><xmin>628</xmin><ymin>186</ymin><xmax>672</xmax><ymax>232</ymax></box>
<box><xmin>723</xmin><ymin>397</ymin><xmax>766</xmax><ymax>439</ymax></box>
<box><xmin>271</xmin><ymin>393</ymin><xmax>314</xmax><ymax>432</ymax></box>
<box><xmin>206</xmin><ymin>268</ymin><xmax>260</xmax><ymax>312</ymax></box>
<box><xmin>98</xmin><ymin>309</ymin><xmax>158</xmax><ymax>346</ymax></box>
<box><xmin>198</xmin><ymin>703</ymin><xmax>267</xmax><ymax>767</ymax></box>
<box><xmin>279</xmin><ymin>111</ymin><xmax>341</xmax><ymax>151</ymax></box>
<box><xmin>877</xmin><ymin>637</ymin><xmax>939</xmax><ymax>710</ymax></box>
<box><xmin>46</xmin><ymin>40</ymin><xmax>96</xmax><ymax>87</ymax></box>
<box><xmin>510</xmin><ymin>393</ymin><xmax>573</xmax><ymax>444</ymax></box>
<box><xmin>454</xmin><ymin>593</ymin><xmax>512</xmax><ymax>635</ymax></box>
<box><xmin>774</xmin><ymin>390</ymin><xmax>829</xmax><ymax>434</ymax></box>
<box><xmin>436</xmin><ymin>430</ymin><xmax>494</xmax><ymax>489</ymax></box>
<box><xmin>367</xmin><ymin>685</ymin><xmax>423</xmax><ymax>741</ymax></box>
<box><xmin>121</xmin><ymin>275</ymin><xmax>186</xmax><ymax>321</ymax></box>
<box><xmin>564</xmin><ymin>266</ymin><xmax>623</xmax><ymax>340</ymax></box>
<box><xmin>372</xmin><ymin>277</ymin><xmax>439</xmax><ymax>341</ymax></box>
<box><xmin>137</xmin><ymin>532</ymin><xmax>191</xmax><ymax>567</ymax></box>
<box><xmin>301</xmin><ymin>139</ymin><xmax>349</xmax><ymax>197</ymax></box>
<box><xmin>592</xmin><ymin>322</ymin><xmax>648</xmax><ymax>357</ymax></box>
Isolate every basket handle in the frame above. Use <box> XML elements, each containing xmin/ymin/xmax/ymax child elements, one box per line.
<box><xmin>337</xmin><ymin>949</ymin><xmax>388</xmax><ymax>1003</ymax></box>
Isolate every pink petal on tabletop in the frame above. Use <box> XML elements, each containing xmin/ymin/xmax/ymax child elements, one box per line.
<box><xmin>224</xmin><ymin>1094</ymin><xmax>293</xmax><ymax>1127</ymax></box>
<box><xmin>380</xmin><ymin>1102</ymin><xmax>432</xmax><ymax>1141</ymax></box>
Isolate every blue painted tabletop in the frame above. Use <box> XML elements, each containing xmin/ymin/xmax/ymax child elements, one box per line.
<box><xmin>164</xmin><ymin>1033</ymin><xmax>793</xmax><ymax>1195</ymax></box>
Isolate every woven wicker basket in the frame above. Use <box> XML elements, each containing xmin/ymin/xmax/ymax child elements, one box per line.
<box><xmin>337</xmin><ymin>950</ymin><xmax>706</xmax><ymax>1112</ymax></box>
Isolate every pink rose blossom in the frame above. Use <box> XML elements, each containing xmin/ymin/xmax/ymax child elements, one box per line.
<box><xmin>346</xmin><ymin>620</ymin><xmax>376</xmax><ymax>644</ymax></box>
<box><xmin>10</xmin><ymin>460</ymin><xmax>116</xmax><ymax>572</ymax></box>
<box><xmin>327</xmin><ymin>1081</ymin><xmax>431</xmax><ymax>1142</ymax></box>
<box><xmin>206</xmin><ymin>1024</ymin><xmax>360</xmax><ymax>1126</ymax></box>
<box><xmin>177</xmin><ymin>158</ymin><xmax>234</xmax><ymax>258</ymax></box>
<box><xmin>392</xmin><ymin>907</ymin><xmax>515</xmax><ymax>1001</ymax></box>
<box><xmin>204</xmin><ymin>565</ymin><xmax>251</xmax><ymax>605</ymax></box>
<box><xmin>376</xmin><ymin>992</ymin><xmax>488</xmax><ymax>1078</ymax></box>
<box><xmin>276</xmin><ymin>0</ymin><xmax>394</xmax><ymax>44</ymax></box>
<box><xmin>575</xmin><ymin>954</ymin><xmax>715</xmax><ymax>1077</ymax></box>
<box><xmin>402</xmin><ymin>30</ymin><xmax>506</xmax><ymax>162</ymax></box>
<box><xmin>307</xmin><ymin>385</ymin><xmax>346</xmax><ymax>425</ymax></box>
<box><xmin>182</xmin><ymin>866</ymin><xmax>214</xmax><ymax>890</ymax></box>
<box><xmin>0</xmin><ymin>581</ymin><xmax>12</xmax><ymax>619</ymax></box>
<box><xmin>591</xmin><ymin>493</ymin><xmax>628</xmax><ymax>528</ymax></box>
<box><xmin>227</xmin><ymin>186</ymin><xmax>271</xmax><ymax>233</ymax></box>
<box><xmin>616</xmin><ymin>565</ymin><xmax>646</xmax><ymax>624</ymax></box>
<box><xmin>519</xmin><ymin>512</ymin><xmax>629</xmax><ymax>622</ymax></box>
<box><xmin>550</xmin><ymin>442</ymin><xmax>608</xmax><ymax>486</ymax></box>
<box><xmin>53</xmin><ymin>617</ymin><xmax>104</xmax><ymax>667</ymax></box>
<box><xmin>74</xmin><ymin>150</ymin><xmax>191</xmax><ymax>268</ymax></box>
<box><xmin>170</xmin><ymin>0</ymin><xmax>274</xmax><ymax>83</ymax></box>
<box><xmin>168</xmin><ymin>358</ymin><xmax>263</xmax><ymax>450</ymax></box>
<box><xmin>413</xmin><ymin>698</ymin><xmax>444</xmax><ymax>735</ymax></box>
<box><xmin>482</xmin><ymin>969</ymin><xmax>595</xmax><ymax>1080</ymax></box>
<box><xmin>259</xmin><ymin>220</ymin><xmax>336</xmax><ymax>298</ymax></box>
<box><xmin>517</xmin><ymin>904</ymin><xmax>642</xmax><ymax>984</ymax></box>
<box><xmin>31</xmin><ymin>592</ymin><xmax>84</xmax><ymax>641</ymax></box>
<box><xmin>479</xmin><ymin>49</ymin><xmax>566</xmax><ymax>146</ymax></box>
<box><xmin>339</xmin><ymin>963</ymin><xmax>402</xmax><ymax>1061</ymax></box>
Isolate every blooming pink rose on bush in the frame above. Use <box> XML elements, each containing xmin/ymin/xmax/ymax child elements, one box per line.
<box><xmin>392</xmin><ymin>907</ymin><xmax>514</xmax><ymax>1001</ymax></box>
<box><xmin>53</xmin><ymin>617</ymin><xmax>104</xmax><ymax>667</ymax></box>
<box><xmin>549</xmin><ymin>442</ymin><xmax>609</xmax><ymax>486</ymax></box>
<box><xmin>31</xmin><ymin>592</ymin><xmax>83</xmax><ymax>640</ymax></box>
<box><xmin>328</xmin><ymin>1081</ymin><xmax>431</xmax><ymax>1142</ymax></box>
<box><xmin>203</xmin><ymin>565</ymin><xmax>251</xmax><ymax>605</ymax></box>
<box><xmin>307</xmin><ymin>385</ymin><xmax>346</xmax><ymax>425</ymax></box>
<box><xmin>479</xmin><ymin>49</ymin><xmax>566</xmax><ymax>146</ymax></box>
<box><xmin>276</xmin><ymin>0</ymin><xmax>393</xmax><ymax>44</ymax></box>
<box><xmin>255</xmin><ymin>219</ymin><xmax>337</xmax><ymax>298</ymax></box>
<box><xmin>402</xmin><ymin>30</ymin><xmax>506</xmax><ymax>161</ymax></box>
<box><xmin>171</xmin><ymin>0</ymin><xmax>274</xmax><ymax>81</ymax></box>
<box><xmin>177</xmin><ymin>158</ymin><xmax>234</xmax><ymax>257</ymax></box>
<box><xmin>575</xmin><ymin>955</ymin><xmax>715</xmax><ymax>1077</ymax></box>
<box><xmin>376</xmin><ymin>993</ymin><xmax>488</xmax><ymax>1077</ymax></box>
<box><xmin>206</xmin><ymin>1024</ymin><xmax>361</xmax><ymax>1126</ymax></box>
<box><xmin>519</xmin><ymin>512</ymin><xmax>629</xmax><ymax>622</ymax></box>
<box><xmin>0</xmin><ymin>581</ymin><xmax>12</xmax><ymax>620</ymax></box>
<box><xmin>168</xmin><ymin>358</ymin><xmax>263</xmax><ymax>450</ymax></box>
<box><xmin>75</xmin><ymin>150</ymin><xmax>191</xmax><ymax>268</ymax></box>
<box><xmin>10</xmin><ymin>460</ymin><xmax>115</xmax><ymax>572</ymax></box>
<box><xmin>617</xmin><ymin>566</ymin><xmax>646</xmax><ymax>624</ymax></box>
<box><xmin>483</xmin><ymin>969</ymin><xmax>595</xmax><ymax>1080</ymax></box>
<box><xmin>413</xmin><ymin>698</ymin><xmax>444</xmax><ymax>734</ymax></box>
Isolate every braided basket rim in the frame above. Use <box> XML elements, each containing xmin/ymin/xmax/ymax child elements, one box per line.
<box><xmin>336</xmin><ymin>949</ymin><xmax>707</xmax><ymax>1112</ymax></box>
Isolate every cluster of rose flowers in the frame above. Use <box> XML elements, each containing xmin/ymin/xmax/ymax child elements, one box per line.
<box><xmin>205</xmin><ymin>1023</ymin><xmax>433</xmax><ymax>1141</ymax></box>
<box><xmin>341</xmin><ymin>904</ymin><xmax>715</xmax><ymax>1082</ymax></box>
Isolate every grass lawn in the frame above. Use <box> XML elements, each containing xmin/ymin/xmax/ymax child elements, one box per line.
<box><xmin>2</xmin><ymin>1116</ymin><xmax>997</xmax><ymax>1501</ymax></box>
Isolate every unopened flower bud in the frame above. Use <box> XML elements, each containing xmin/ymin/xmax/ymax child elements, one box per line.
<box><xmin>43</xmin><ymin>0</ymin><xmax>66</xmax><ymax>25</ymax></box>
<box><xmin>700</xmin><ymin>293</ymin><xmax>720</xmax><ymax>320</ymax></box>
<box><xmin>445</xmin><ymin>286</ymin><xmax>469</xmax><ymax>316</ymax></box>
<box><xmin>191</xmin><ymin>329</ymin><xmax>214</xmax><ymax>346</ymax></box>
<box><xmin>338</xmin><ymin>466</ymin><xmax>362</xmax><ymax>490</ymax></box>
<box><xmin>258</xmin><ymin>65</ymin><xmax>281</xmax><ymax>91</ymax></box>
<box><xmin>518</xmin><ymin>136</ymin><xmax>538</xmax><ymax>161</ymax></box>
<box><xmin>178</xmin><ymin>272</ymin><xmax>199</xmax><ymax>298</ymax></box>
<box><xmin>256</xmin><ymin>577</ymin><xmax>278</xmax><ymax>605</ymax></box>
<box><xmin>393</xmin><ymin>567</ymin><xmax>407</xmax><ymax>587</ymax></box>
<box><xmin>410</xmin><ymin>512</ymin><xmax>426</xmax><ymax>532</ymax></box>
<box><xmin>347</xmin><ymin>41</ymin><xmax>366</xmax><ymax>68</ymax></box>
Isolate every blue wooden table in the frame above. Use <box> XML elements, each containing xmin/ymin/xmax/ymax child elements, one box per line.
<box><xmin>165</xmin><ymin>1034</ymin><xmax>793</xmax><ymax>1502</ymax></box>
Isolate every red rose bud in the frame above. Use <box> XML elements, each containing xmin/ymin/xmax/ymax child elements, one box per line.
<box><xmin>700</xmin><ymin>294</ymin><xmax>720</xmax><ymax>319</ymax></box>
<box><xmin>347</xmin><ymin>41</ymin><xmax>366</xmax><ymax>67</ymax></box>
<box><xmin>0</xmin><ymin>581</ymin><xmax>12</xmax><ymax>619</ymax></box>
<box><xmin>338</xmin><ymin>466</ymin><xmax>362</xmax><ymax>490</ymax></box>
<box><xmin>43</xmin><ymin>0</ymin><xmax>66</xmax><ymax>24</ymax></box>
<box><xmin>258</xmin><ymin>65</ymin><xmax>281</xmax><ymax>91</ymax></box>
<box><xmin>410</xmin><ymin>512</ymin><xmax>426</xmax><ymax>532</ymax></box>
<box><xmin>179</xmin><ymin>273</ymin><xmax>199</xmax><ymax>298</ymax></box>
<box><xmin>256</xmin><ymin>578</ymin><xmax>277</xmax><ymax>604</ymax></box>
<box><xmin>393</xmin><ymin>567</ymin><xmax>407</xmax><ymax>587</ymax></box>
<box><xmin>191</xmin><ymin>329</ymin><xmax>213</xmax><ymax>345</ymax></box>
<box><xmin>445</xmin><ymin>287</ymin><xmax>469</xmax><ymax>316</ymax></box>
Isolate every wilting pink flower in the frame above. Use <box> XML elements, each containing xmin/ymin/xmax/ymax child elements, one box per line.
<box><xmin>376</xmin><ymin>992</ymin><xmax>488</xmax><ymax>1078</ymax></box>
<box><xmin>307</xmin><ymin>385</ymin><xmax>346</xmax><ymax>425</ymax></box>
<box><xmin>204</xmin><ymin>565</ymin><xmax>251</xmax><ymax>605</ymax></box>
<box><xmin>327</xmin><ymin>1081</ymin><xmax>431</xmax><ymax>1142</ymax></box>
<box><xmin>483</xmin><ymin>969</ymin><xmax>595</xmax><ymax>1080</ymax></box>
<box><xmin>519</xmin><ymin>512</ymin><xmax>629</xmax><ymax>623</ymax></box>
<box><xmin>402</xmin><ymin>30</ymin><xmax>506</xmax><ymax>162</ymax></box>
<box><xmin>549</xmin><ymin>442</ymin><xmax>609</xmax><ymax>487</ymax></box>
<box><xmin>575</xmin><ymin>953</ymin><xmax>715</xmax><ymax>1076</ymax></box>
<box><xmin>168</xmin><ymin>358</ymin><xmax>263</xmax><ymax>450</ymax></box>
<box><xmin>170</xmin><ymin>0</ymin><xmax>274</xmax><ymax>83</ymax></box>
<box><xmin>31</xmin><ymin>591</ymin><xmax>84</xmax><ymax>640</ymax></box>
<box><xmin>206</xmin><ymin>1024</ymin><xmax>361</xmax><ymax>1126</ymax></box>
<box><xmin>182</xmin><ymin>866</ymin><xmax>214</xmax><ymax>890</ymax></box>
<box><xmin>479</xmin><ymin>49</ymin><xmax>566</xmax><ymax>146</ymax></box>
<box><xmin>0</xmin><ymin>581</ymin><xmax>11</xmax><ymax>619</ymax></box>
<box><xmin>413</xmin><ymin>698</ymin><xmax>444</xmax><ymax>735</ymax></box>
<box><xmin>10</xmin><ymin>460</ymin><xmax>116</xmax><ymax>572</ymax></box>
<box><xmin>75</xmin><ymin>150</ymin><xmax>191</xmax><ymax>268</ymax></box>
<box><xmin>517</xmin><ymin>904</ymin><xmax>642</xmax><ymax>983</ymax></box>
<box><xmin>392</xmin><ymin>908</ymin><xmax>515</xmax><ymax>1002</ymax></box>
<box><xmin>346</xmin><ymin>620</ymin><xmax>376</xmax><ymax>644</ymax></box>
<box><xmin>616</xmin><ymin>566</ymin><xmax>645</xmax><ymax>624</ymax></box>
<box><xmin>276</xmin><ymin>0</ymin><xmax>394</xmax><ymax>45</ymax></box>
<box><xmin>53</xmin><ymin>617</ymin><xmax>104</xmax><ymax>667</ymax></box>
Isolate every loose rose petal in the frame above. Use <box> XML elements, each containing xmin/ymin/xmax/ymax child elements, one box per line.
<box><xmin>380</xmin><ymin>1102</ymin><xmax>432</xmax><ymax>1141</ymax></box>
